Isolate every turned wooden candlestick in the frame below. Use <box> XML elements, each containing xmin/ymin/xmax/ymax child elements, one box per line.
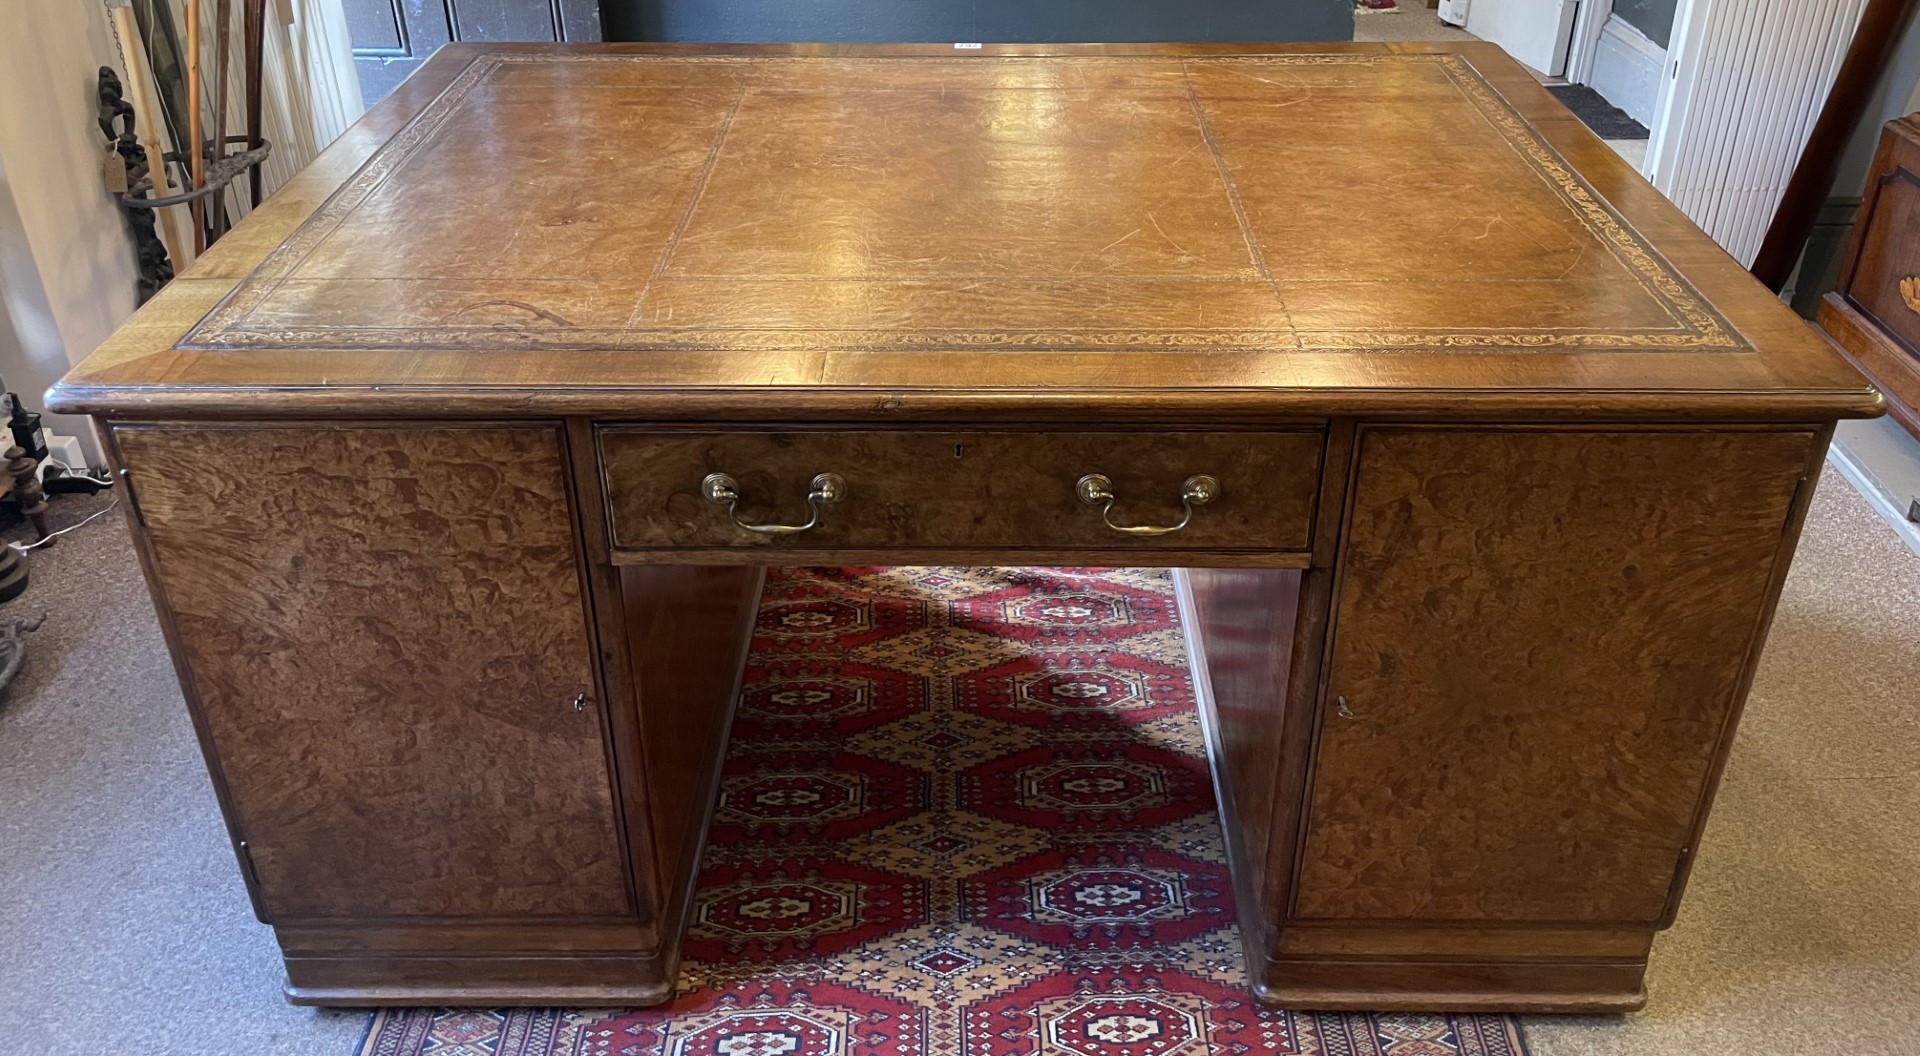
<box><xmin>6</xmin><ymin>446</ymin><xmax>50</xmax><ymax>543</ymax></box>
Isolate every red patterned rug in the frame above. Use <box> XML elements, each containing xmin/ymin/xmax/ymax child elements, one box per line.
<box><xmin>358</xmin><ymin>567</ymin><xmax>1529</xmax><ymax>1056</ymax></box>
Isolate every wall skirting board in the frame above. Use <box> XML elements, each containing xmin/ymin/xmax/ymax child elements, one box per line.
<box><xmin>1589</xmin><ymin>16</ymin><xmax>1665</xmax><ymax>129</ymax></box>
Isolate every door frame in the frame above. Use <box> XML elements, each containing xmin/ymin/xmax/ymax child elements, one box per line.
<box><xmin>1643</xmin><ymin>0</ymin><xmax>1706</xmax><ymax>191</ymax></box>
<box><xmin>1567</xmin><ymin>0</ymin><xmax>1616</xmax><ymax>84</ymax></box>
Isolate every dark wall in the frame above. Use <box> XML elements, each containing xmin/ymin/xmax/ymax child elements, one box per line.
<box><xmin>1611</xmin><ymin>0</ymin><xmax>1677</xmax><ymax>49</ymax></box>
<box><xmin>602</xmin><ymin>0</ymin><xmax>1355</xmax><ymax>45</ymax></box>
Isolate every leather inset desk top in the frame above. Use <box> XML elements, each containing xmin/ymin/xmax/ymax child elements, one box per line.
<box><xmin>187</xmin><ymin>52</ymin><xmax>1739</xmax><ymax>355</ymax></box>
<box><xmin>49</xmin><ymin>43</ymin><xmax>1879</xmax><ymax>421</ymax></box>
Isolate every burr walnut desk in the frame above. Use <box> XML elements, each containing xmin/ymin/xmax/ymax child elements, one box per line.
<box><xmin>51</xmin><ymin>43</ymin><xmax>1880</xmax><ymax>1013</ymax></box>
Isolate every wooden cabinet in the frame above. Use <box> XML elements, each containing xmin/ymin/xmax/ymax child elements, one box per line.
<box><xmin>1301</xmin><ymin>428</ymin><xmax>1812</xmax><ymax>923</ymax></box>
<box><xmin>1191</xmin><ymin>426</ymin><xmax>1824</xmax><ymax>1010</ymax></box>
<box><xmin>112</xmin><ymin>424</ymin><xmax>748</xmax><ymax>1004</ymax></box>
<box><xmin>1821</xmin><ymin>114</ymin><xmax>1920</xmax><ymax>437</ymax></box>
<box><xmin>118</xmin><ymin>424</ymin><xmax>626</xmax><ymax>920</ymax></box>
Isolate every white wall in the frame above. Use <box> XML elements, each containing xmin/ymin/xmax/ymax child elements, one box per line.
<box><xmin>1587</xmin><ymin>16</ymin><xmax>1666</xmax><ymax>129</ymax></box>
<box><xmin>1833</xmin><ymin>14</ymin><xmax>1920</xmax><ymax>198</ymax></box>
<box><xmin>0</xmin><ymin>0</ymin><xmax>144</xmax><ymax>464</ymax></box>
<box><xmin>0</xmin><ymin>0</ymin><xmax>364</xmax><ymax>470</ymax></box>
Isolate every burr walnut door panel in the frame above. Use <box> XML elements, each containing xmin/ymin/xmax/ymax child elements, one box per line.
<box><xmin>116</xmin><ymin>424</ymin><xmax>633</xmax><ymax>922</ymax></box>
<box><xmin>1296</xmin><ymin>427</ymin><xmax>1815</xmax><ymax>924</ymax></box>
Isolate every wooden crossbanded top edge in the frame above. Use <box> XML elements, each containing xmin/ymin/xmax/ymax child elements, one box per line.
<box><xmin>49</xmin><ymin>42</ymin><xmax>1880</xmax><ymax>420</ymax></box>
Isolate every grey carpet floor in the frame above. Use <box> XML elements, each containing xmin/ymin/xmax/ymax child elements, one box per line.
<box><xmin>1</xmin><ymin>467</ymin><xmax>1916</xmax><ymax>1056</ymax></box>
<box><xmin>0</xmin><ymin>494</ymin><xmax>366</xmax><ymax>1056</ymax></box>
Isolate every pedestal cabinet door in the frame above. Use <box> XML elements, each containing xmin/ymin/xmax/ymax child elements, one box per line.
<box><xmin>1296</xmin><ymin>427</ymin><xmax>1815</xmax><ymax>924</ymax></box>
<box><xmin>116</xmin><ymin>424</ymin><xmax>634</xmax><ymax>922</ymax></box>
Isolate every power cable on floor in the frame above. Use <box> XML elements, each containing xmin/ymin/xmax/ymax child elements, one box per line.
<box><xmin>10</xmin><ymin>501</ymin><xmax>120</xmax><ymax>552</ymax></box>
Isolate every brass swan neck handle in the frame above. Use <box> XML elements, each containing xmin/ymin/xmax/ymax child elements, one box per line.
<box><xmin>1074</xmin><ymin>473</ymin><xmax>1220</xmax><ymax>536</ymax></box>
<box><xmin>701</xmin><ymin>472</ymin><xmax>847</xmax><ymax>535</ymax></box>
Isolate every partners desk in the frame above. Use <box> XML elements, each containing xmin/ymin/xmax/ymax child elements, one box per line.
<box><xmin>51</xmin><ymin>42</ymin><xmax>1881</xmax><ymax>1013</ymax></box>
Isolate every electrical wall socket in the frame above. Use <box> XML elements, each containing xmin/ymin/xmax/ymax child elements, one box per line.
<box><xmin>42</xmin><ymin>434</ymin><xmax>89</xmax><ymax>478</ymax></box>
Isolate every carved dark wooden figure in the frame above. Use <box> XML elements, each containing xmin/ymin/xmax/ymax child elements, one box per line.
<box><xmin>96</xmin><ymin>67</ymin><xmax>175</xmax><ymax>302</ymax></box>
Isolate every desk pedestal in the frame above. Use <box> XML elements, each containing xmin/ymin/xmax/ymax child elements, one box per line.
<box><xmin>107</xmin><ymin>419</ymin><xmax>1826</xmax><ymax>1011</ymax></box>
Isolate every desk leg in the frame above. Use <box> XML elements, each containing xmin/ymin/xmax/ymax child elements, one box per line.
<box><xmin>615</xmin><ymin>563</ymin><xmax>765</xmax><ymax>989</ymax></box>
<box><xmin>1176</xmin><ymin>566</ymin><xmax>1331</xmax><ymax>1005</ymax></box>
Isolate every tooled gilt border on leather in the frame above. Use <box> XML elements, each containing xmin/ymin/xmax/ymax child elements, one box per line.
<box><xmin>180</xmin><ymin>52</ymin><xmax>1748</xmax><ymax>355</ymax></box>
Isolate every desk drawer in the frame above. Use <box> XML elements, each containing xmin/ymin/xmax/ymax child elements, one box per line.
<box><xmin>598</xmin><ymin>428</ymin><xmax>1324</xmax><ymax>555</ymax></box>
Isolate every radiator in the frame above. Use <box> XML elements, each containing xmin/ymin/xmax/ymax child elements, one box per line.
<box><xmin>1648</xmin><ymin>0</ymin><xmax>1869</xmax><ymax>266</ymax></box>
<box><xmin>229</xmin><ymin>0</ymin><xmax>367</xmax><ymax>221</ymax></box>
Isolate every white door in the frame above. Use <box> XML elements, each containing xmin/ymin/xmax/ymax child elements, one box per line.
<box><xmin>1644</xmin><ymin>0</ymin><xmax>1871</xmax><ymax>265</ymax></box>
<box><xmin>1466</xmin><ymin>0</ymin><xmax>1581</xmax><ymax>76</ymax></box>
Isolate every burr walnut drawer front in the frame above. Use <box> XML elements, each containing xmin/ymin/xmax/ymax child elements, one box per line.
<box><xmin>597</xmin><ymin>428</ymin><xmax>1325</xmax><ymax>554</ymax></box>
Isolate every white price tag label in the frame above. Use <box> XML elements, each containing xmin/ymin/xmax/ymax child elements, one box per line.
<box><xmin>954</xmin><ymin>42</ymin><xmax>982</xmax><ymax>49</ymax></box>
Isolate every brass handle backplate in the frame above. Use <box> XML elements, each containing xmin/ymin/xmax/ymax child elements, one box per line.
<box><xmin>1074</xmin><ymin>473</ymin><xmax>1220</xmax><ymax>536</ymax></box>
<box><xmin>701</xmin><ymin>472</ymin><xmax>846</xmax><ymax>535</ymax></box>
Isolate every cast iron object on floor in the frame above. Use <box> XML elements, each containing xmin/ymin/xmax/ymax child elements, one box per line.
<box><xmin>0</xmin><ymin>546</ymin><xmax>26</xmax><ymax>604</ymax></box>
<box><xmin>0</xmin><ymin>613</ymin><xmax>42</xmax><ymax>690</ymax></box>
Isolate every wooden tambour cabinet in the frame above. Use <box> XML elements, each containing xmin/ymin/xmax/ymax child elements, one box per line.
<box><xmin>52</xmin><ymin>43</ymin><xmax>1880</xmax><ymax>1012</ymax></box>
